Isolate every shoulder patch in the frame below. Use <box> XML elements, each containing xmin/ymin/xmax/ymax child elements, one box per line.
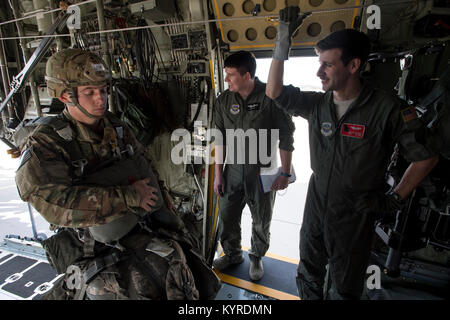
<box><xmin>401</xmin><ymin>106</ymin><xmax>418</xmax><ymax>123</ymax></box>
<box><xmin>321</xmin><ymin>122</ymin><xmax>333</xmax><ymax>137</ymax></box>
<box><xmin>17</xmin><ymin>149</ymin><xmax>32</xmax><ymax>171</ymax></box>
<box><xmin>55</xmin><ymin>125</ymin><xmax>73</xmax><ymax>141</ymax></box>
<box><xmin>230</xmin><ymin>104</ymin><xmax>240</xmax><ymax>115</ymax></box>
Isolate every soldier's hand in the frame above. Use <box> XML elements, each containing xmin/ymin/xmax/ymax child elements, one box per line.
<box><xmin>274</xmin><ymin>6</ymin><xmax>311</xmax><ymax>60</ymax></box>
<box><xmin>133</xmin><ymin>177</ymin><xmax>159</xmax><ymax>211</ymax></box>
<box><xmin>271</xmin><ymin>175</ymin><xmax>289</xmax><ymax>191</ymax></box>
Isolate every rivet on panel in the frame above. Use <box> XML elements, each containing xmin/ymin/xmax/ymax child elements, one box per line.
<box><xmin>223</xmin><ymin>3</ymin><xmax>235</xmax><ymax>17</ymax></box>
<box><xmin>309</xmin><ymin>0</ymin><xmax>324</xmax><ymax>7</ymax></box>
<box><xmin>243</xmin><ymin>0</ymin><xmax>255</xmax><ymax>14</ymax></box>
<box><xmin>263</xmin><ymin>0</ymin><xmax>276</xmax><ymax>12</ymax></box>
<box><xmin>245</xmin><ymin>28</ymin><xmax>258</xmax><ymax>41</ymax></box>
<box><xmin>265</xmin><ymin>26</ymin><xmax>277</xmax><ymax>39</ymax></box>
<box><xmin>330</xmin><ymin>20</ymin><xmax>346</xmax><ymax>32</ymax></box>
<box><xmin>227</xmin><ymin>29</ymin><xmax>239</xmax><ymax>42</ymax></box>
<box><xmin>307</xmin><ymin>22</ymin><xmax>322</xmax><ymax>37</ymax></box>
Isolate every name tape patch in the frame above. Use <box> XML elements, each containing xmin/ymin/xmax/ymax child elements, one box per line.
<box><xmin>247</xmin><ymin>103</ymin><xmax>260</xmax><ymax>111</ymax></box>
<box><xmin>341</xmin><ymin>123</ymin><xmax>365</xmax><ymax>139</ymax></box>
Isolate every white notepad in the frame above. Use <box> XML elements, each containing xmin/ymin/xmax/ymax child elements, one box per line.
<box><xmin>258</xmin><ymin>166</ymin><xmax>296</xmax><ymax>193</ymax></box>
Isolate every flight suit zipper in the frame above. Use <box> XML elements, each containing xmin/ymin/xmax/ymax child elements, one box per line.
<box><xmin>322</xmin><ymin>97</ymin><xmax>359</xmax><ymax>215</ymax></box>
<box><xmin>238</xmin><ymin>95</ymin><xmax>246</xmax><ymax>189</ymax></box>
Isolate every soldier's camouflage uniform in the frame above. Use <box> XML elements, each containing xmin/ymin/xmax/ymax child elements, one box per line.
<box><xmin>15</xmin><ymin>109</ymin><xmax>220</xmax><ymax>300</ymax></box>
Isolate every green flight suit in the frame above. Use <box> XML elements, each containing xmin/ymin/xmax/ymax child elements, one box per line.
<box><xmin>214</xmin><ymin>78</ymin><xmax>295</xmax><ymax>260</ymax></box>
<box><xmin>274</xmin><ymin>84</ymin><xmax>435</xmax><ymax>299</ymax></box>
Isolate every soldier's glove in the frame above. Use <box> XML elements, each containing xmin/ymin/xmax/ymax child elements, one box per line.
<box><xmin>274</xmin><ymin>6</ymin><xmax>311</xmax><ymax>61</ymax></box>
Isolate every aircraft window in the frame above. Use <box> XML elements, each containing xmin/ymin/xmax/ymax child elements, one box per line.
<box><xmin>243</xmin><ymin>57</ymin><xmax>321</xmax><ymax>259</ymax></box>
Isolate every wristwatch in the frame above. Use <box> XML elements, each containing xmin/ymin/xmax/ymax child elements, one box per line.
<box><xmin>280</xmin><ymin>171</ymin><xmax>291</xmax><ymax>178</ymax></box>
<box><xmin>389</xmin><ymin>191</ymin><xmax>403</xmax><ymax>202</ymax></box>
<box><xmin>386</xmin><ymin>189</ymin><xmax>405</xmax><ymax>211</ymax></box>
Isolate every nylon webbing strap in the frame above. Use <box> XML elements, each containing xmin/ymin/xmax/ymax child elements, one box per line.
<box><xmin>418</xmin><ymin>67</ymin><xmax>450</xmax><ymax>129</ymax></box>
<box><xmin>83</xmin><ymin>251</ymin><xmax>122</xmax><ymax>284</ymax></box>
<box><xmin>52</xmin><ymin>114</ymin><xmax>89</xmax><ymax>177</ymax></box>
<box><xmin>170</xmin><ymin>240</ymin><xmax>196</xmax><ymax>300</ymax></box>
<box><xmin>73</xmin><ymin>282</ymin><xmax>87</xmax><ymax>300</ymax></box>
<box><xmin>82</xmin><ymin>230</ymin><xmax>95</xmax><ymax>259</ymax></box>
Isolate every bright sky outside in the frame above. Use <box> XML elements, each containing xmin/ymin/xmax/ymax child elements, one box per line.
<box><xmin>256</xmin><ymin>57</ymin><xmax>322</xmax><ymax>183</ymax></box>
<box><xmin>244</xmin><ymin>57</ymin><xmax>321</xmax><ymax>259</ymax></box>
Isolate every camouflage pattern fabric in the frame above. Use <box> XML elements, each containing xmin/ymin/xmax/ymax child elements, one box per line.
<box><xmin>83</xmin><ymin>232</ymin><xmax>200</xmax><ymax>300</ymax></box>
<box><xmin>45</xmin><ymin>48</ymin><xmax>109</xmax><ymax>98</ymax></box>
<box><xmin>15</xmin><ymin>109</ymin><xmax>145</xmax><ymax>228</ymax></box>
<box><xmin>41</xmin><ymin>229</ymin><xmax>219</xmax><ymax>300</ymax></box>
<box><xmin>15</xmin><ymin>109</ymin><xmax>220</xmax><ymax>299</ymax></box>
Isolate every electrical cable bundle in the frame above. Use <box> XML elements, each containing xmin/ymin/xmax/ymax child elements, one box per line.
<box><xmin>134</xmin><ymin>18</ymin><xmax>167</xmax><ymax>89</ymax></box>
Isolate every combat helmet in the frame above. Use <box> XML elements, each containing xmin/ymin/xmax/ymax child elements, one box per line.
<box><xmin>45</xmin><ymin>48</ymin><xmax>110</xmax><ymax>119</ymax></box>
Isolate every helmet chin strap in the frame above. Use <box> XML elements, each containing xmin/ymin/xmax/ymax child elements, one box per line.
<box><xmin>67</xmin><ymin>88</ymin><xmax>105</xmax><ymax>120</ymax></box>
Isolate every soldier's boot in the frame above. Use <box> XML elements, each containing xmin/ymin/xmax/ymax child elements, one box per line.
<box><xmin>213</xmin><ymin>254</ymin><xmax>244</xmax><ymax>271</ymax></box>
<box><xmin>249</xmin><ymin>255</ymin><xmax>264</xmax><ymax>281</ymax></box>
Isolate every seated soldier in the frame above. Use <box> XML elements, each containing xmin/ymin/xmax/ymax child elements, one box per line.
<box><xmin>15</xmin><ymin>48</ymin><xmax>220</xmax><ymax>300</ymax></box>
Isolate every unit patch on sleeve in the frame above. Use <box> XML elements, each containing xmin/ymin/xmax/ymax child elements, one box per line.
<box><xmin>247</xmin><ymin>103</ymin><xmax>260</xmax><ymax>111</ymax></box>
<box><xmin>401</xmin><ymin>106</ymin><xmax>418</xmax><ymax>123</ymax></box>
<box><xmin>230</xmin><ymin>104</ymin><xmax>240</xmax><ymax>115</ymax></box>
<box><xmin>17</xmin><ymin>148</ymin><xmax>32</xmax><ymax>170</ymax></box>
<box><xmin>341</xmin><ymin>123</ymin><xmax>365</xmax><ymax>139</ymax></box>
<box><xmin>321</xmin><ymin>122</ymin><xmax>333</xmax><ymax>137</ymax></box>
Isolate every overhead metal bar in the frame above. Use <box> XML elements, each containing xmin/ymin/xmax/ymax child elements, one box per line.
<box><xmin>0</xmin><ymin>0</ymin><xmax>96</xmax><ymax>27</ymax></box>
<box><xmin>0</xmin><ymin>10</ymin><xmax>70</xmax><ymax>115</ymax></box>
<box><xmin>9</xmin><ymin>0</ymin><xmax>43</xmax><ymax>120</ymax></box>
